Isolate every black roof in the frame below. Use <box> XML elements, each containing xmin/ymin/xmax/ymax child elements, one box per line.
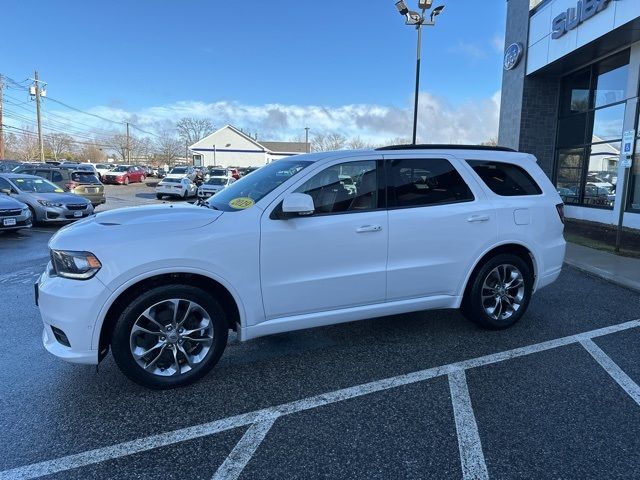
<box><xmin>376</xmin><ymin>144</ymin><xmax>516</xmax><ymax>152</ymax></box>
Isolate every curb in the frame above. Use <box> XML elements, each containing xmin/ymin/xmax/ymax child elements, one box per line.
<box><xmin>564</xmin><ymin>260</ymin><xmax>640</xmax><ymax>294</ymax></box>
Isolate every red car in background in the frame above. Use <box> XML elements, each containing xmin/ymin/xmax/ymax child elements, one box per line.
<box><xmin>102</xmin><ymin>165</ymin><xmax>146</xmax><ymax>185</ymax></box>
<box><xmin>229</xmin><ymin>168</ymin><xmax>241</xmax><ymax>180</ymax></box>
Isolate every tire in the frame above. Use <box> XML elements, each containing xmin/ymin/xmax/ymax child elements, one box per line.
<box><xmin>111</xmin><ymin>284</ymin><xmax>229</xmax><ymax>389</ymax></box>
<box><xmin>28</xmin><ymin>206</ymin><xmax>38</xmax><ymax>225</ymax></box>
<box><xmin>140</xmin><ymin>176</ymin><xmax>146</xmax><ymax>182</ymax></box>
<box><xmin>461</xmin><ymin>253</ymin><xmax>533</xmax><ymax>330</ymax></box>
<box><xmin>124</xmin><ymin>177</ymin><xmax>130</xmax><ymax>185</ymax></box>
<box><xmin>182</xmin><ymin>190</ymin><xmax>187</xmax><ymax>199</ymax></box>
<box><xmin>156</xmin><ymin>194</ymin><xmax>163</xmax><ymax>200</ymax></box>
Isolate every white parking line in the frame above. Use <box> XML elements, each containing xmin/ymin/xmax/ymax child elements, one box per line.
<box><xmin>1</xmin><ymin>319</ymin><xmax>639</xmax><ymax>480</ymax></box>
<box><xmin>211</xmin><ymin>416</ymin><xmax>278</xmax><ymax>480</ymax></box>
<box><xmin>448</xmin><ymin>371</ymin><xmax>489</xmax><ymax>480</ymax></box>
<box><xmin>580</xmin><ymin>338</ymin><xmax>640</xmax><ymax>406</ymax></box>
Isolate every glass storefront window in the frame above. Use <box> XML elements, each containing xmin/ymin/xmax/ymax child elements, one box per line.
<box><xmin>594</xmin><ymin>52</ymin><xmax>629</xmax><ymax>109</ymax></box>
<box><xmin>556</xmin><ymin>149</ymin><xmax>584</xmax><ymax>204</ymax></box>
<box><xmin>560</xmin><ymin>69</ymin><xmax>590</xmax><ymax>115</ymax></box>
<box><xmin>554</xmin><ymin>50</ymin><xmax>629</xmax><ymax>209</ymax></box>
<box><xmin>591</xmin><ymin>104</ymin><xmax>625</xmax><ymax>142</ymax></box>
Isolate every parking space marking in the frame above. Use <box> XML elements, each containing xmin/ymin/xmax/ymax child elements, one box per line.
<box><xmin>211</xmin><ymin>416</ymin><xmax>278</xmax><ymax>480</ymax></box>
<box><xmin>1</xmin><ymin>319</ymin><xmax>639</xmax><ymax>480</ymax></box>
<box><xmin>580</xmin><ymin>339</ymin><xmax>640</xmax><ymax>406</ymax></box>
<box><xmin>448</xmin><ymin>371</ymin><xmax>489</xmax><ymax>480</ymax></box>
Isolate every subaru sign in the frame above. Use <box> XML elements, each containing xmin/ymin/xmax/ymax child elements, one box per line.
<box><xmin>504</xmin><ymin>43</ymin><xmax>524</xmax><ymax>71</ymax></box>
<box><xmin>552</xmin><ymin>0</ymin><xmax>611</xmax><ymax>39</ymax></box>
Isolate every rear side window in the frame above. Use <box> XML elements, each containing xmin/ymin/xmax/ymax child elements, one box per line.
<box><xmin>467</xmin><ymin>160</ymin><xmax>542</xmax><ymax>196</ymax></box>
<box><xmin>387</xmin><ymin>158</ymin><xmax>474</xmax><ymax>208</ymax></box>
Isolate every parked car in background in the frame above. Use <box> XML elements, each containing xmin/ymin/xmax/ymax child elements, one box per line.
<box><xmin>11</xmin><ymin>166</ymin><xmax>106</xmax><ymax>207</ymax></box>
<box><xmin>76</xmin><ymin>164</ymin><xmax>98</xmax><ymax>175</ymax></box>
<box><xmin>166</xmin><ymin>166</ymin><xmax>196</xmax><ymax>181</ymax></box>
<box><xmin>0</xmin><ymin>193</ymin><xmax>32</xmax><ymax>232</ymax></box>
<box><xmin>197</xmin><ymin>175</ymin><xmax>235</xmax><ymax>198</ymax></box>
<box><xmin>94</xmin><ymin>163</ymin><xmax>113</xmax><ymax>180</ymax></box>
<box><xmin>45</xmin><ymin>160</ymin><xmax>62</xmax><ymax>166</ymax></box>
<box><xmin>59</xmin><ymin>162</ymin><xmax>80</xmax><ymax>170</ymax></box>
<box><xmin>0</xmin><ymin>173</ymin><xmax>93</xmax><ymax>224</ymax></box>
<box><xmin>0</xmin><ymin>161</ymin><xmax>22</xmax><ymax>173</ymax></box>
<box><xmin>157</xmin><ymin>168</ymin><xmax>167</xmax><ymax>178</ymax></box>
<box><xmin>155</xmin><ymin>177</ymin><xmax>197</xmax><ymax>199</ymax></box>
<box><xmin>229</xmin><ymin>167</ymin><xmax>241</xmax><ymax>180</ymax></box>
<box><xmin>102</xmin><ymin>165</ymin><xmax>146</xmax><ymax>185</ymax></box>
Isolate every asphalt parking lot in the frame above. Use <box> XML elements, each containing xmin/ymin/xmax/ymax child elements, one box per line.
<box><xmin>1</xmin><ymin>183</ymin><xmax>640</xmax><ymax>479</ymax></box>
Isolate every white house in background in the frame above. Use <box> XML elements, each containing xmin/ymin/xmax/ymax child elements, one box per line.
<box><xmin>189</xmin><ymin>125</ymin><xmax>309</xmax><ymax>168</ymax></box>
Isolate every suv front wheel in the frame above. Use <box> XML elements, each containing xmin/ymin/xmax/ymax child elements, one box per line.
<box><xmin>462</xmin><ymin>253</ymin><xmax>533</xmax><ymax>329</ymax></box>
<box><xmin>111</xmin><ymin>284</ymin><xmax>228</xmax><ymax>389</ymax></box>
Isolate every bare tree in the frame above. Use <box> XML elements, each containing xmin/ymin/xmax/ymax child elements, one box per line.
<box><xmin>132</xmin><ymin>137</ymin><xmax>153</xmax><ymax>163</ymax></box>
<box><xmin>155</xmin><ymin>131</ymin><xmax>182</xmax><ymax>167</ymax></box>
<box><xmin>346</xmin><ymin>137</ymin><xmax>377</xmax><ymax>150</ymax></box>
<box><xmin>81</xmin><ymin>143</ymin><xmax>106</xmax><ymax>163</ymax></box>
<box><xmin>311</xmin><ymin>132</ymin><xmax>347</xmax><ymax>152</ymax></box>
<box><xmin>176</xmin><ymin>117</ymin><xmax>214</xmax><ymax>147</ymax></box>
<box><xmin>480</xmin><ymin>138</ymin><xmax>498</xmax><ymax>146</ymax></box>
<box><xmin>106</xmin><ymin>133</ymin><xmax>131</xmax><ymax>162</ymax></box>
<box><xmin>2</xmin><ymin>132</ymin><xmax>19</xmax><ymax>159</ymax></box>
<box><xmin>16</xmin><ymin>127</ymin><xmax>40</xmax><ymax>161</ymax></box>
<box><xmin>44</xmin><ymin>133</ymin><xmax>74</xmax><ymax>161</ymax></box>
<box><xmin>384</xmin><ymin>136</ymin><xmax>412</xmax><ymax>147</ymax></box>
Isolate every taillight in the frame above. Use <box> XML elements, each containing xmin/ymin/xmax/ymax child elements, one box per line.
<box><xmin>65</xmin><ymin>181</ymin><xmax>78</xmax><ymax>190</ymax></box>
<box><xmin>555</xmin><ymin>203</ymin><xmax>565</xmax><ymax>224</ymax></box>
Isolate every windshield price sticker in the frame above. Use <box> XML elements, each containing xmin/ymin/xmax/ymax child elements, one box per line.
<box><xmin>229</xmin><ymin>197</ymin><xmax>255</xmax><ymax>209</ymax></box>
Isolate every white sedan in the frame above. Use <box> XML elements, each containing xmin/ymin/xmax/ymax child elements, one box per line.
<box><xmin>197</xmin><ymin>176</ymin><xmax>235</xmax><ymax>199</ymax></box>
<box><xmin>155</xmin><ymin>177</ymin><xmax>197</xmax><ymax>199</ymax></box>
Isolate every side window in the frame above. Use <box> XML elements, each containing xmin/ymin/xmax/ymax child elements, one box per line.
<box><xmin>387</xmin><ymin>158</ymin><xmax>474</xmax><ymax>208</ymax></box>
<box><xmin>466</xmin><ymin>160</ymin><xmax>542</xmax><ymax>196</ymax></box>
<box><xmin>0</xmin><ymin>177</ymin><xmax>13</xmax><ymax>192</ymax></box>
<box><xmin>51</xmin><ymin>171</ymin><xmax>63</xmax><ymax>183</ymax></box>
<box><xmin>36</xmin><ymin>170</ymin><xmax>51</xmax><ymax>181</ymax></box>
<box><xmin>295</xmin><ymin>160</ymin><xmax>378</xmax><ymax>214</ymax></box>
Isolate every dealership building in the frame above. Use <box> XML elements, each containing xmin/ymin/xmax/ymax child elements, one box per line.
<box><xmin>499</xmin><ymin>0</ymin><xmax>640</xmax><ymax>229</ymax></box>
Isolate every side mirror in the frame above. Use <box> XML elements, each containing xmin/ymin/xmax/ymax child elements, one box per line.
<box><xmin>0</xmin><ymin>188</ymin><xmax>11</xmax><ymax>195</ymax></box>
<box><xmin>282</xmin><ymin>193</ymin><xmax>314</xmax><ymax>216</ymax></box>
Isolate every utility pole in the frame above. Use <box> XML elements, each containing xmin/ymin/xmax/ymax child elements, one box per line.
<box><xmin>0</xmin><ymin>74</ymin><xmax>4</xmax><ymax>159</ymax></box>
<box><xmin>126</xmin><ymin>122</ymin><xmax>130</xmax><ymax>164</ymax></box>
<box><xmin>304</xmin><ymin>127</ymin><xmax>310</xmax><ymax>153</ymax></box>
<box><xmin>34</xmin><ymin>71</ymin><xmax>44</xmax><ymax>161</ymax></box>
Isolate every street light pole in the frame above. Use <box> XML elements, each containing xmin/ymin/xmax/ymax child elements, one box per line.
<box><xmin>412</xmin><ymin>24</ymin><xmax>422</xmax><ymax>145</ymax></box>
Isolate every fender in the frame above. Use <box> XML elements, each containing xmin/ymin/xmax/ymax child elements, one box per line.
<box><xmin>90</xmin><ymin>266</ymin><xmax>247</xmax><ymax>351</ymax></box>
<box><xmin>455</xmin><ymin>240</ymin><xmax>540</xmax><ymax>305</ymax></box>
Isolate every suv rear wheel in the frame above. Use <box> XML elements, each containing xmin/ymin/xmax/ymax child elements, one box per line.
<box><xmin>111</xmin><ymin>284</ymin><xmax>228</xmax><ymax>389</ymax></box>
<box><xmin>462</xmin><ymin>253</ymin><xmax>533</xmax><ymax>329</ymax></box>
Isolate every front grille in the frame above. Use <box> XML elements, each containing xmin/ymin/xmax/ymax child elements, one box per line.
<box><xmin>0</xmin><ymin>209</ymin><xmax>22</xmax><ymax>217</ymax></box>
<box><xmin>66</xmin><ymin>204</ymin><xmax>88</xmax><ymax>211</ymax></box>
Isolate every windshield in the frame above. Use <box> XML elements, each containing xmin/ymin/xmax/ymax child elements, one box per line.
<box><xmin>209</xmin><ymin>169</ymin><xmax>227</xmax><ymax>177</ymax></box>
<box><xmin>171</xmin><ymin>167</ymin><xmax>187</xmax><ymax>174</ymax></box>
<box><xmin>207</xmin><ymin>159</ymin><xmax>312</xmax><ymax>211</ymax></box>
<box><xmin>113</xmin><ymin>166</ymin><xmax>129</xmax><ymax>172</ymax></box>
<box><xmin>206</xmin><ymin>177</ymin><xmax>227</xmax><ymax>185</ymax></box>
<box><xmin>162</xmin><ymin>178</ymin><xmax>181</xmax><ymax>183</ymax></box>
<box><xmin>11</xmin><ymin>176</ymin><xmax>63</xmax><ymax>193</ymax></box>
<box><xmin>71</xmin><ymin>172</ymin><xmax>100</xmax><ymax>183</ymax></box>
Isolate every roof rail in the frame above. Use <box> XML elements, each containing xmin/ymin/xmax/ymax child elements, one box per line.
<box><xmin>375</xmin><ymin>144</ymin><xmax>516</xmax><ymax>152</ymax></box>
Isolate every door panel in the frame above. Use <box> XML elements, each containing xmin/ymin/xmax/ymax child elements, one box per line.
<box><xmin>385</xmin><ymin>155</ymin><xmax>497</xmax><ymax>300</ymax></box>
<box><xmin>260</xmin><ymin>157</ymin><xmax>387</xmax><ymax>320</ymax></box>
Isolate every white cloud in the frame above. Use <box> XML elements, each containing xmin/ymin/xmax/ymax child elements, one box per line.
<box><xmin>492</xmin><ymin>35</ymin><xmax>505</xmax><ymax>53</ymax></box>
<box><xmin>47</xmin><ymin>91</ymin><xmax>501</xmax><ymax>146</ymax></box>
<box><xmin>447</xmin><ymin>41</ymin><xmax>488</xmax><ymax>62</ymax></box>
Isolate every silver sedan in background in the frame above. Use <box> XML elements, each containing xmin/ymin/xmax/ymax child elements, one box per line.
<box><xmin>0</xmin><ymin>173</ymin><xmax>94</xmax><ymax>224</ymax></box>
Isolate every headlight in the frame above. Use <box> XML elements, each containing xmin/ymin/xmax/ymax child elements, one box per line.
<box><xmin>50</xmin><ymin>250</ymin><xmax>102</xmax><ymax>280</ymax></box>
<box><xmin>38</xmin><ymin>200</ymin><xmax>63</xmax><ymax>208</ymax></box>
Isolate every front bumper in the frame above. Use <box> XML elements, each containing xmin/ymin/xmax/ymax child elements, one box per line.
<box><xmin>37</xmin><ymin>268</ymin><xmax>111</xmax><ymax>365</ymax></box>
<box><xmin>103</xmin><ymin>176</ymin><xmax>126</xmax><ymax>185</ymax></box>
<box><xmin>39</xmin><ymin>204</ymin><xmax>94</xmax><ymax>222</ymax></box>
<box><xmin>0</xmin><ymin>211</ymin><xmax>32</xmax><ymax>230</ymax></box>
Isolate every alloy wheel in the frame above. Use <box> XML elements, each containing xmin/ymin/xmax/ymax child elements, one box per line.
<box><xmin>480</xmin><ymin>264</ymin><xmax>525</xmax><ymax>321</ymax></box>
<box><xmin>129</xmin><ymin>299</ymin><xmax>214</xmax><ymax>377</ymax></box>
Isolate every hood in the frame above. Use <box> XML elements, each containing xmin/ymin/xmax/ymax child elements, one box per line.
<box><xmin>0</xmin><ymin>194</ymin><xmax>27</xmax><ymax>209</ymax></box>
<box><xmin>26</xmin><ymin>192</ymin><xmax>91</xmax><ymax>204</ymax></box>
<box><xmin>49</xmin><ymin>203</ymin><xmax>223</xmax><ymax>250</ymax></box>
<box><xmin>166</xmin><ymin>174</ymin><xmax>187</xmax><ymax>179</ymax></box>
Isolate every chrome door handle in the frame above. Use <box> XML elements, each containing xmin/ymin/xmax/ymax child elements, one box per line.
<box><xmin>467</xmin><ymin>215</ymin><xmax>490</xmax><ymax>223</ymax></box>
<box><xmin>356</xmin><ymin>225</ymin><xmax>382</xmax><ymax>233</ymax></box>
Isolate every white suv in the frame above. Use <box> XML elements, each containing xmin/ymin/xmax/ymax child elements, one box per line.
<box><xmin>36</xmin><ymin>145</ymin><xmax>566</xmax><ymax>388</ymax></box>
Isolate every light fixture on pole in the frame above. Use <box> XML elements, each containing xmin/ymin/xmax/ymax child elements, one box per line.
<box><xmin>394</xmin><ymin>1</ymin><xmax>445</xmax><ymax>144</ymax></box>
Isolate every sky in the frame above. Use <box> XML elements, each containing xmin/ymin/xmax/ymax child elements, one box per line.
<box><xmin>0</xmin><ymin>0</ymin><xmax>507</xmax><ymax>145</ymax></box>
